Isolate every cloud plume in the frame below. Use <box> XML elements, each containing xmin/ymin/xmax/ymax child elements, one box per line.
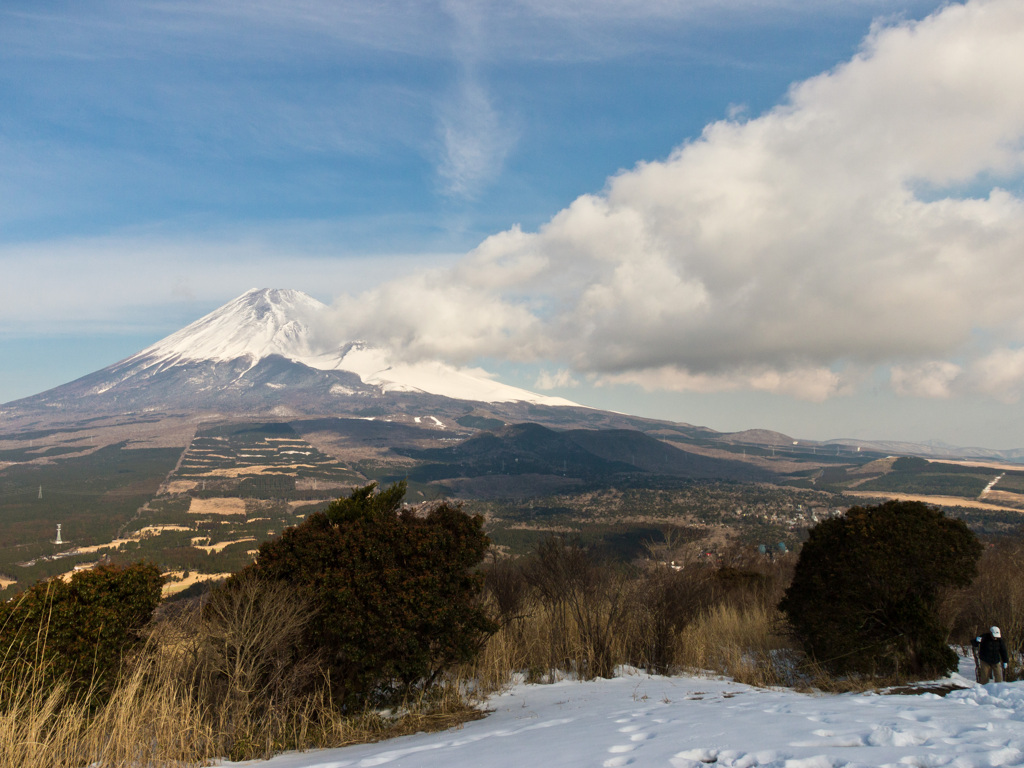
<box><xmin>331</xmin><ymin>0</ymin><xmax>1024</xmax><ymax>401</ymax></box>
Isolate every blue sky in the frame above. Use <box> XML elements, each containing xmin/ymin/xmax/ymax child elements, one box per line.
<box><xmin>4</xmin><ymin>0</ymin><xmax>1024</xmax><ymax>450</ymax></box>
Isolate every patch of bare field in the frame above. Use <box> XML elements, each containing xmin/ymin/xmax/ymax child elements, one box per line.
<box><xmin>929</xmin><ymin>458</ymin><xmax>1024</xmax><ymax>472</ymax></box>
<box><xmin>295</xmin><ymin>478</ymin><xmax>349</xmax><ymax>491</ymax></box>
<box><xmin>845</xmin><ymin>490</ymin><xmax>1024</xmax><ymax>512</ymax></box>
<box><xmin>69</xmin><ymin>525</ymin><xmax>192</xmax><ymax>556</ymax></box>
<box><xmin>845</xmin><ymin>475</ymin><xmax>885</xmax><ymax>488</ymax></box>
<box><xmin>193</xmin><ymin>537</ymin><xmax>256</xmax><ymax>554</ymax></box>
<box><xmin>137</xmin><ymin>524</ymin><xmax>191</xmax><ymax>536</ymax></box>
<box><xmin>980</xmin><ymin>490</ymin><xmax>1024</xmax><ymax>509</ymax></box>
<box><xmin>55</xmin><ymin>562</ymin><xmax>100</xmax><ymax>582</ymax></box>
<box><xmin>161</xmin><ymin>479</ymin><xmax>198</xmax><ymax>493</ymax></box>
<box><xmin>289</xmin><ymin>499</ymin><xmax>332</xmax><ymax>510</ymax></box>
<box><xmin>161</xmin><ymin>570</ymin><xmax>232</xmax><ymax>596</ymax></box>
<box><xmin>71</xmin><ymin>538</ymin><xmax>136</xmax><ymax>555</ymax></box>
<box><xmin>7</xmin><ymin>414</ymin><xmax>195</xmax><ymax>452</ymax></box>
<box><xmin>2</xmin><ymin>446</ymin><xmax>103</xmax><ymax>466</ymax></box>
<box><xmin>190</xmin><ymin>463</ymin><xmax>318</xmax><ymax>478</ymax></box>
<box><xmin>0</xmin><ymin>574</ymin><xmax>17</xmax><ymax>588</ymax></box>
<box><xmin>188</xmin><ymin>497</ymin><xmax>247</xmax><ymax>516</ymax></box>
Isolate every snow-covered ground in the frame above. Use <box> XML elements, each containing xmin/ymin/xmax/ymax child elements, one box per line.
<box><xmin>236</xmin><ymin>655</ymin><xmax>1024</xmax><ymax>768</ymax></box>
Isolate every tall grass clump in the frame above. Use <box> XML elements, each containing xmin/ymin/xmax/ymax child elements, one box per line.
<box><xmin>0</xmin><ymin>561</ymin><xmax>213</xmax><ymax>767</ymax></box>
<box><xmin>0</xmin><ymin>590</ymin><xmax>481</xmax><ymax>767</ymax></box>
<box><xmin>675</xmin><ymin>603</ymin><xmax>791</xmax><ymax>687</ymax></box>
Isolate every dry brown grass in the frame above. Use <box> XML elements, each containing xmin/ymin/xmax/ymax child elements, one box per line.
<box><xmin>466</xmin><ymin>562</ymin><xmax>928</xmax><ymax>699</ymax></box>
<box><xmin>187</xmin><ymin>497</ymin><xmax>248</xmax><ymax>516</ymax></box>
<box><xmin>0</xmin><ymin>657</ymin><xmax>483</xmax><ymax>767</ymax></box>
<box><xmin>463</xmin><ymin>548</ymin><xmax>800</xmax><ymax>697</ymax></box>
<box><xmin>0</xmin><ymin>652</ymin><xmax>214</xmax><ymax>768</ymax></box>
<box><xmin>462</xmin><ymin>596</ymin><xmax>798</xmax><ymax>695</ymax></box>
<box><xmin>845</xmin><ymin>490</ymin><xmax>1024</xmax><ymax>513</ymax></box>
<box><xmin>674</xmin><ymin>604</ymin><xmax>792</xmax><ymax>687</ymax></box>
<box><xmin>0</xmin><ymin>577</ymin><xmax>487</xmax><ymax>767</ymax></box>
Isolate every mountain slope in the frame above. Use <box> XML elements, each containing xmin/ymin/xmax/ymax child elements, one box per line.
<box><xmin>563</xmin><ymin>428</ymin><xmax>772</xmax><ymax>482</ymax></box>
<box><xmin>393</xmin><ymin>422</ymin><xmax>775</xmax><ymax>485</ymax></box>
<box><xmin>396</xmin><ymin>423</ymin><xmax>640</xmax><ymax>482</ymax></box>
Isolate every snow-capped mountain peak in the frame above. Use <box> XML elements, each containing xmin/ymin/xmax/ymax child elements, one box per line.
<box><xmin>130</xmin><ymin>288</ymin><xmax>326</xmax><ymax>366</ymax></box>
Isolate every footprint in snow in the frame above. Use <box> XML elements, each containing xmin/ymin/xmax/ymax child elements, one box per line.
<box><xmin>865</xmin><ymin>725</ymin><xmax>930</xmax><ymax>747</ymax></box>
<box><xmin>602</xmin><ymin>757</ymin><xmax>635</xmax><ymax>767</ymax></box>
<box><xmin>898</xmin><ymin>710</ymin><xmax>933</xmax><ymax>722</ymax></box>
<box><xmin>671</xmin><ymin>747</ymin><xmax>719</xmax><ymax>767</ymax></box>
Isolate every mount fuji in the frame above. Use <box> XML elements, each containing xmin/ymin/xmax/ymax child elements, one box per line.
<box><xmin>4</xmin><ymin>288</ymin><xmax>578</xmax><ymax>417</ymax></box>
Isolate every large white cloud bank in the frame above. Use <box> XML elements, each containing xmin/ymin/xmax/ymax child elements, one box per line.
<box><xmin>332</xmin><ymin>0</ymin><xmax>1024</xmax><ymax>403</ymax></box>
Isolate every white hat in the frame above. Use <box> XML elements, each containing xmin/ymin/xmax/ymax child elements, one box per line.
<box><xmin>991</xmin><ymin>626</ymin><xmax>1001</xmax><ymax>638</ymax></box>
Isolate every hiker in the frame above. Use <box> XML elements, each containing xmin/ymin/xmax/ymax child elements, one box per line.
<box><xmin>971</xmin><ymin>626</ymin><xmax>1009</xmax><ymax>683</ymax></box>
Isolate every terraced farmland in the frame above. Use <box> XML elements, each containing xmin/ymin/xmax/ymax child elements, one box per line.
<box><xmin>166</xmin><ymin>422</ymin><xmax>363</xmax><ymax>497</ymax></box>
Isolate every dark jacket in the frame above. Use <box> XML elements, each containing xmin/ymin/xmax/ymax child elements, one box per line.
<box><xmin>972</xmin><ymin>631</ymin><xmax>1009</xmax><ymax>666</ymax></box>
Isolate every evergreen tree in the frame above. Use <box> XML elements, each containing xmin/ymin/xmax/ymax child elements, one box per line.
<box><xmin>0</xmin><ymin>562</ymin><xmax>163</xmax><ymax>703</ymax></box>
<box><xmin>780</xmin><ymin>500</ymin><xmax>981</xmax><ymax>678</ymax></box>
<box><xmin>240</xmin><ymin>482</ymin><xmax>494</xmax><ymax>706</ymax></box>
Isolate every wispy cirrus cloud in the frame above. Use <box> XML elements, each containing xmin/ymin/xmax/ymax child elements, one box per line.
<box><xmin>435</xmin><ymin>0</ymin><xmax>517</xmax><ymax>198</ymax></box>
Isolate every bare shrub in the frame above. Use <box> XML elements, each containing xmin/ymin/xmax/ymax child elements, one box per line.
<box><xmin>951</xmin><ymin>535</ymin><xmax>1024</xmax><ymax>677</ymax></box>
<box><xmin>485</xmin><ymin>554</ymin><xmax>530</xmax><ymax>626</ymax></box>
<box><xmin>466</xmin><ymin>540</ymin><xmax>797</xmax><ymax>693</ymax></box>
<box><xmin>525</xmin><ymin>537</ymin><xmax>631</xmax><ymax>679</ymax></box>
<box><xmin>621</xmin><ymin>565</ymin><xmax>713</xmax><ymax>674</ymax></box>
<box><xmin>184</xmin><ymin>574</ymin><xmax>321</xmax><ymax>760</ymax></box>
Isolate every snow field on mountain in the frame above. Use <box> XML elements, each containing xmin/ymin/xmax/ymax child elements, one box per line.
<box><xmin>238</xmin><ymin>656</ymin><xmax>1024</xmax><ymax>768</ymax></box>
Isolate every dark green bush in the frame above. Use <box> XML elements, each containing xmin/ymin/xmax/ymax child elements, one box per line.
<box><xmin>0</xmin><ymin>561</ymin><xmax>163</xmax><ymax>702</ymax></box>
<box><xmin>780</xmin><ymin>500</ymin><xmax>981</xmax><ymax>678</ymax></box>
<box><xmin>240</xmin><ymin>482</ymin><xmax>495</xmax><ymax>707</ymax></box>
